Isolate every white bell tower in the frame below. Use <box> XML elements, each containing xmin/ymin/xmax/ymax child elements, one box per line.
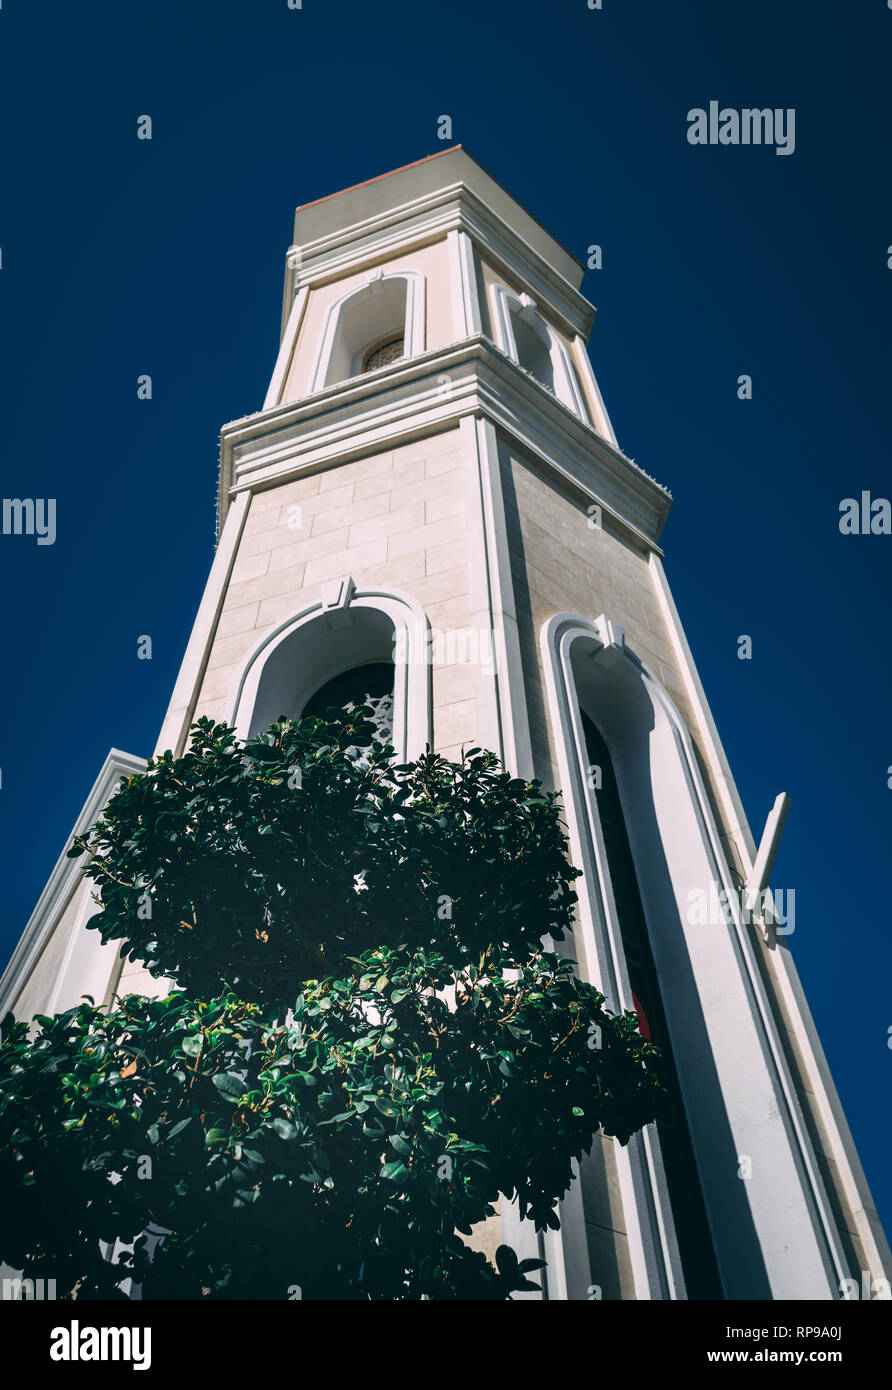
<box><xmin>3</xmin><ymin>147</ymin><xmax>888</xmax><ymax>1300</ymax></box>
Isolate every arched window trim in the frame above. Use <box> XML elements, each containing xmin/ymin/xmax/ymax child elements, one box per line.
<box><xmin>308</xmin><ymin>270</ymin><xmax>426</xmax><ymax>395</ymax></box>
<box><xmin>540</xmin><ymin>611</ymin><xmax>848</xmax><ymax>1302</ymax></box>
<box><xmin>489</xmin><ymin>282</ymin><xmax>587</xmax><ymax>420</ymax></box>
<box><xmin>541</xmin><ymin>616</ymin><xmax>686</xmax><ymax>1305</ymax></box>
<box><xmin>228</xmin><ymin>580</ymin><xmax>431</xmax><ymax>763</ymax></box>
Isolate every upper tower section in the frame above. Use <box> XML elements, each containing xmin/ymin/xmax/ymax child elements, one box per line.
<box><xmin>276</xmin><ymin>146</ymin><xmax>591</xmax><ymax>404</ymax></box>
<box><xmin>218</xmin><ymin>147</ymin><xmax>671</xmax><ymax>551</ymax></box>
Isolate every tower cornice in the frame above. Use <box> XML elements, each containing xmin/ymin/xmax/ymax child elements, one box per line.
<box><xmin>217</xmin><ymin>337</ymin><xmax>672</xmax><ymax>555</ymax></box>
<box><xmin>282</xmin><ymin>179</ymin><xmax>596</xmax><ymax>345</ymax></box>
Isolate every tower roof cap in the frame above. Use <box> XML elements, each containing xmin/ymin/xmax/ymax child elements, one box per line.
<box><xmin>292</xmin><ymin>147</ymin><xmax>584</xmax><ymax>290</ymax></box>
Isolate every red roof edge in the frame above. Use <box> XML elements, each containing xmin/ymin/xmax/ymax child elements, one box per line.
<box><xmin>296</xmin><ymin>147</ymin><xmax>464</xmax><ymax>213</ymax></box>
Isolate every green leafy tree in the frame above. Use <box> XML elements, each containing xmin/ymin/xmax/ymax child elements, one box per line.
<box><xmin>0</xmin><ymin>710</ymin><xmax>668</xmax><ymax>1299</ymax></box>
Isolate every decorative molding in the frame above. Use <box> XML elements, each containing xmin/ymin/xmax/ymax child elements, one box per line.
<box><xmin>0</xmin><ymin>749</ymin><xmax>147</xmax><ymax>1022</ymax></box>
<box><xmin>590</xmin><ymin>614</ymin><xmax>625</xmax><ymax>665</ymax></box>
<box><xmin>155</xmin><ymin>490</ymin><xmax>251</xmax><ymax>760</ymax></box>
<box><xmin>319</xmin><ymin>574</ymin><xmax>356</xmax><ymax>627</ymax></box>
<box><xmin>458</xmin><ymin>416</ymin><xmax>533</xmax><ymax>779</ymax></box>
<box><xmin>446</xmin><ymin>227</ymin><xmax>482</xmax><ymax>340</ymax></box>
<box><xmin>765</xmin><ymin>939</ymin><xmax>892</xmax><ymax>1283</ymax></box>
<box><xmin>647</xmin><ymin>552</ymin><xmax>757</xmax><ymax>867</ymax></box>
<box><xmin>217</xmin><ymin>339</ymin><xmax>672</xmax><ymax>552</ymax></box>
<box><xmin>572</xmin><ymin>334</ymin><xmax>619</xmax><ymax>448</ymax></box>
<box><xmin>281</xmin><ymin>246</ymin><xmax>303</xmax><ymax>341</ymax></box>
<box><xmin>264</xmin><ymin>286</ymin><xmax>309</xmax><ymax>411</ymax></box>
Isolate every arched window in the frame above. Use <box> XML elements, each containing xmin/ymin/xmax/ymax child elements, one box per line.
<box><xmin>509</xmin><ymin>309</ymin><xmax>556</xmax><ymax>395</ymax></box>
<box><xmin>540</xmin><ymin>611</ymin><xmax>843</xmax><ymax>1301</ymax></box>
<box><xmin>489</xmin><ymin>284</ymin><xmax>587</xmax><ymax>419</ymax></box>
<box><xmin>229</xmin><ymin>581</ymin><xmax>431</xmax><ymax>763</ymax></box>
<box><xmin>579</xmin><ymin>708</ymin><xmax>721</xmax><ymax>1299</ymax></box>
<box><xmin>309</xmin><ymin>272</ymin><xmax>425</xmax><ymax>393</ymax></box>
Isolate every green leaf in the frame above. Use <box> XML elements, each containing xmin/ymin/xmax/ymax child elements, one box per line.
<box><xmin>289</xmin><ymin>1071</ymin><xmax>316</xmax><ymax>1088</ymax></box>
<box><xmin>212</xmin><ymin>1072</ymin><xmax>245</xmax><ymax>1102</ymax></box>
<box><xmin>495</xmin><ymin>1244</ymin><xmax>519</xmax><ymax>1276</ymax></box>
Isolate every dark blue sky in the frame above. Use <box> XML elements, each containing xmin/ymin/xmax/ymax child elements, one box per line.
<box><xmin>1</xmin><ymin>1</ymin><xmax>890</xmax><ymax>1245</ymax></box>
